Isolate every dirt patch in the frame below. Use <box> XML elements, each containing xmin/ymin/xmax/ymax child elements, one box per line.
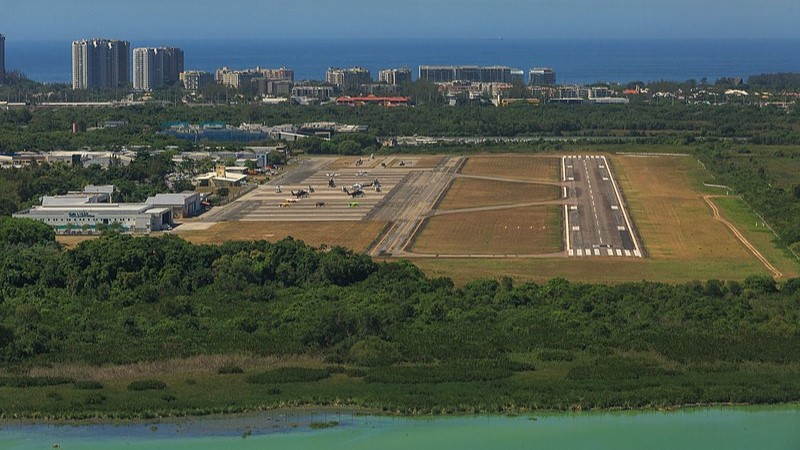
<box><xmin>56</xmin><ymin>235</ymin><xmax>99</xmax><ymax>248</ymax></box>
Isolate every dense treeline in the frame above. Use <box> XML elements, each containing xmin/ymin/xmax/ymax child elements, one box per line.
<box><xmin>747</xmin><ymin>73</ymin><xmax>800</xmax><ymax>91</ymax></box>
<box><xmin>1</xmin><ymin>102</ymin><xmax>800</xmax><ymax>152</ymax></box>
<box><xmin>0</xmin><ymin>218</ymin><xmax>799</xmax><ymax>416</ymax></box>
<box><xmin>1</xmin><ymin>218</ymin><xmax>798</xmax><ymax>367</ymax></box>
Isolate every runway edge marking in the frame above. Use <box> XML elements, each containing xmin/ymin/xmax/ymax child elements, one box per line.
<box><xmin>603</xmin><ymin>155</ymin><xmax>644</xmax><ymax>258</ymax></box>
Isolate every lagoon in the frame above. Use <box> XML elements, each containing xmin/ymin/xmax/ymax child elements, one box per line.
<box><xmin>1</xmin><ymin>407</ymin><xmax>798</xmax><ymax>450</ymax></box>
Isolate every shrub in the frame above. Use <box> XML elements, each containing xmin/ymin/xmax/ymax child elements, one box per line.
<box><xmin>0</xmin><ymin>376</ymin><xmax>75</xmax><ymax>388</ymax></box>
<box><xmin>566</xmin><ymin>356</ymin><xmax>676</xmax><ymax>380</ymax></box>
<box><xmin>84</xmin><ymin>393</ymin><xmax>107</xmax><ymax>405</ymax></box>
<box><xmin>309</xmin><ymin>421</ymin><xmax>339</xmax><ymax>429</ymax></box>
<box><xmin>218</xmin><ymin>365</ymin><xmax>244</xmax><ymax>374</ymax></box>
<box><xmin>538</xmin><ymin>350</ymin><xmax>575</xmax><ymax>362</ymax></box>
<box><xmin>348</xmin><ymin>337</ymin><xmax>401</xmax><ymax>367</ymax></box>
<box><xmin>364</xmin><ymin>360</ymin><xmax>525</xmax><ymax>384</ymax></box>
<box><xmin>74</xmin><ymin>380</ymin><xmax>104</xmax><ymax>390</ymax></box>
<box><xmin>127</xmin><ymin>380</ymin><xmax>167</xmax><ymax>391</ymax></box>
<box><xmin>246</xmin><ymin>368</ymin><xmax>330</xmax><ymax>384</ymax></box>
<box><xmin>327</xmin><ymin>365</ymin><xmax>347</xmax><ymax>374</ymax></box>
<box><xmin>345</xmin><ymin>368</ymin><xmax>367</xmax><ymax>378</ymax></box>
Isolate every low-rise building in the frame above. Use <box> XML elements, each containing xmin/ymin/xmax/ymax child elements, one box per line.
<box><xmin>0</xmin><ymin>152</ymin><xmax>47</xmax><ymax>169</ymax></box>
<box><xmin>257</xmin><ymin>79</ymin><xmax>293</xmax><ymax>97</ymax></box>
<box><xmin>41</xmin><ymin>186</ymin><xmax>115</xmax><ymax>206</ymax></box>
<box><xmin>145</xmin><ymin>192</ymin><xmax>202</xmax><ymax>218</ymax></box>
<box><xmin>180</xmin><ymin>71</ymin><xmax>215</xmax><ymax>90</ymax></box>
<box><xmin>326</xmin><ymin>67</ymin><xmax>371</xmax><ymax>87</ymax></box>
<box><xmin>588</xmin><ymin>86</ymin><xmax>613</xmax><ymax>99</ymax></box>
<box><xmin>530</xmin><ymin>67</ymin><xmax>556</xmax><ymax>86</ymax></box>
<box><xmin>557</xmin><ymin>85</ymin><xmax>588</xmax><ymax>99</ymax></box>
<box><xmin>193</xmin><ymin>165</ymin><xmax>248</xmax><ymax>187</ymax></box>
<box><xmin>291</xmin><ymin>85</ymin><xmax>334</xmax><ymax>101</ymax></box>
<box><xmin>378</xmin><ymin>68</ymin><xmax>412</xmax><ymax>85</ymax></box>
<box><xmin>419</xmin><ymin>65</ymin><xmax>522</xmax><ymax>83</ymax></box>
<box><xmin>216</xmin><ymin>66</ymin><xmax>294</xmax><ymax>88</ymax></box>
<box><xmin>336</xmin><ymin>95</ymin><xmax>410</xmax><ymax>107</ymax></box>
<box><xmin>589</xmin><ymin>97</ymin><xmax>630</xmax><ymax>104</ymax></box>
<box><xmin>13</xmin><ymin>203</ymin><xmax>173</xmax><ymax>234</ymax></box>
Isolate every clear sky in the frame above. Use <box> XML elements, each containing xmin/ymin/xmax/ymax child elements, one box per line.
<box><xmin>1</xmin><ymin>0</ymin><xmax>799</xmax><ymax>41</ymax></box>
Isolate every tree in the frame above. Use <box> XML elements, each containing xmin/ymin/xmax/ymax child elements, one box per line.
<box><xmin>0</xmin><ymin>217</ymin><xmax>56</xmax><ymax>247</ymax></box>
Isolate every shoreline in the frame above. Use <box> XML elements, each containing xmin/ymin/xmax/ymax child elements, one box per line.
<box><xmin>2</xmin><ymin>401</ymin><xmax>798</xmax><ymax>427</ymax></box>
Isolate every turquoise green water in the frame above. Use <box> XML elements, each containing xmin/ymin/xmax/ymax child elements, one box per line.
<box><xmin>1</xmin><ymin>407</ymin><xmax>798</xmax><ymax>450</ymax></box>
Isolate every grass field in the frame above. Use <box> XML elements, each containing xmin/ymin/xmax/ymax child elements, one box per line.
<box><xmin>412</xmin><ymin>257</ymin><xmax>763</xmax><ymax>285</ymax></box>
<box><xmin>178</xmin><ymin>221</ymin><xmax>387</xmax><ymax>252</ymax></box>
<box><xmin>411</xmin><ymin>206</ymin><xmax>562</xmax><ymax>255</ymax></box>
<box><xmin>3</xmin><ymin>350</ymin><xmax>796</xmax><ymax>420</ymax></box>
<box><xmin>615</xmin><ymin>155</ymin><xmax>752</xmax><ymax>261</ymax></box>
<box><xmin>461</xmin><ymin>155</ymin><xmax>561</xmax><ymax>181</ymax></box>
<box><xmin>712</xmin><ymin>196</ymin><xmax>800</xmax><ymax>278</ymax></box>
<box><xmin>437</xmin><ymin>178</ymin><xmax>561</xmax><ymax>210</ymax></box>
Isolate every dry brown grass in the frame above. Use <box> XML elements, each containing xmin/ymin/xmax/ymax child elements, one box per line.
<box><xmin>411</xmin><ymin>256</ymin><xmax>764</xmax><ymax>286</ymax></box>
<box><xmin>614</xmin><ymin>155</ymin><xmax>752</xmax><ymax>261</ymax></box>
<box><xmin>411</xmin><ymin>206</ymin><xmax>562</xmax><ymax>255</ymax></box>
<box><xmin>26</xmin><ymin>354</ymin><xmax>324</xmax><ymax>381</ymax></box>
<box><xmin>56</xmin><ymin>235</ymin><xmax>99</xmax><ymax>249</ymax></box>
<box><xmin>461</xmin><ymin>155</ymin><xmax>561</xmax><ymax>181</ymax></box>
<box><xmin>438</xmin><ymin>178</ymin><xmax>561</xmax><ymax>210</ymax></box>
<box><xmin>178</xmin><ymin>221</ymin><xmax>387</xmax><ymax>252</ymax></box>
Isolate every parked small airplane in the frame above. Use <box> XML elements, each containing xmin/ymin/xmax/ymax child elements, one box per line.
<box><xmin>343</xmin><ymin>187</ymin><xmax>365</xmax><ymax>198</ymax></box>
<box><xmin>290</xmin><ymin>189</ymin><xmax>309</xmax><ymax>198</ymax></box>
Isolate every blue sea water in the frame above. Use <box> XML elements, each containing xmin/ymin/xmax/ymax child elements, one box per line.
<box><xmin>5</xmin><ymin>38</ymin><xmax>800</xmax><ymax>85</ymax></box>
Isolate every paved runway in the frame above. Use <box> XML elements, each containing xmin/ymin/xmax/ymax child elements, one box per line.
<box><xmin>563</xmin><ymin>155</ymin><xmax>642</xmax><ymax>258</ymax></box>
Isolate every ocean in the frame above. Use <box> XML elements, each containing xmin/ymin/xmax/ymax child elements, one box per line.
<box><xmin>5</xmin><ymin>38</ymin><xmax>800</xmax><ymax>85</ymax></box>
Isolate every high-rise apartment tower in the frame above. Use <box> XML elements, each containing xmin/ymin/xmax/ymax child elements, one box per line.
<box><xmin>72</xmin><ymin>39</ymin><xmax>130</xmax><ymax>89</ymax></box>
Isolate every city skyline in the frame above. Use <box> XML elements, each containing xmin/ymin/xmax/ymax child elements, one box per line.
<box><xmin>1</xmin><ymin>0</ymin><xmax>799</xmax><ymax>40</ymax></box>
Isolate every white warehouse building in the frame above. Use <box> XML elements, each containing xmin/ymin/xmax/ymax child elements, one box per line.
<box><xmin>13</xmin><ymin>203</ymin><xmax>174</xmax><ymax>234</ymax></box>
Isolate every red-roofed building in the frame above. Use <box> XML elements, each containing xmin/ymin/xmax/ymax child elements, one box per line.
<box><xmin>336</xmin><ymin>94</ymin><xmax>410</xmax><ymax>107</ymax></box>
